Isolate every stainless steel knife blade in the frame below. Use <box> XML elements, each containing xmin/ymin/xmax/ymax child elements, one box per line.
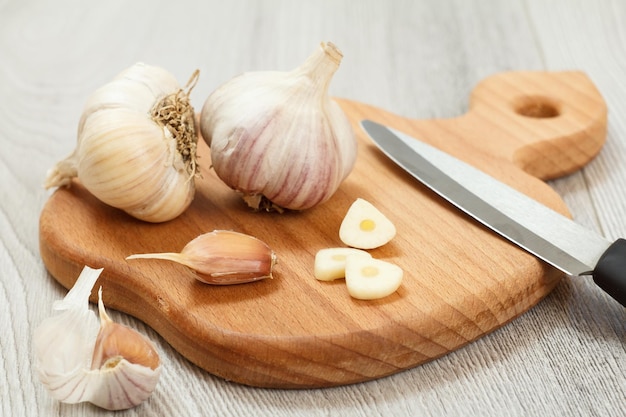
<box><xmin>361</xmin><ymin>119</ymin><xmax>626</xmax><ymax>306</ymax></box>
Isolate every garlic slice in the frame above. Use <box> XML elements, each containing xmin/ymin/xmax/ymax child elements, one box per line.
<box><xmin>34</xmin><ymin>266</ymin><xmax>161</xmax><ymax>410</ymax></box>
<box><xmin>314</xmin><ymin>247</ymin><xmax>372</xmax><ymax>281</ymax></box>
<box><xmin>345</xmin><ymin>257</ymin><xmax>403</xmax><ymax>300</ymax></box>
<box><xmin>126</xmin><ymin>230</ymin><xmax>278</xmax><ymax>285</ymax></box>
<box><xmin>339</xmin><ymin>198</ymin><xmax>397</xmax><ymax>249</ymax></box>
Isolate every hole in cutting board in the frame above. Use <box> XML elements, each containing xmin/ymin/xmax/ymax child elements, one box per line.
<box><xmin>514</xmin><ymin>96</ymin><xmax>560</xmax><ymax>118</ymax></box>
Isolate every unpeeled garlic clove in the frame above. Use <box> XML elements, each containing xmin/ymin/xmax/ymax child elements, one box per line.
<box><xmin>44</xmin><ymin>63</ymin><xmax>200</xmax><ymax>223</ymax></box>
<box><xmin>199</xmin><ymin>42</ymin><xmax>357</xmax><ymax>211</ymax></box>
<box><xmin>33</xmin><ymin>266</ymin><xmax>161</xmax><ymax>411</ymax></box>
<box><xmin>126</xmin><ymin>230</ymin><xmax>277</xmax><ymax>285</ymax></box>
<box><xmin>92</xmin><ymin>287</ymin><xmax>160</xmax><ymax>371</ymax></box>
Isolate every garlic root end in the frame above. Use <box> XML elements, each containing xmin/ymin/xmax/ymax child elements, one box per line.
<box><xmin>242</xmin><ymin>193</ymin><xmax>285</xmax><ymax>213</ymax></box>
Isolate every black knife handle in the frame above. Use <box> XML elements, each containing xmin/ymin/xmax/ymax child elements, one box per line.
<box><xmin>593</xmin><ymin>238</ymin><xmax>626</xmax><ymax>307</ymax></box>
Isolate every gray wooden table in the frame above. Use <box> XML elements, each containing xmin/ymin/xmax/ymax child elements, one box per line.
<box><xmin>1</xmin><ymin>1</ymin><xmax>624</xmax><ymax>416</ymax></box>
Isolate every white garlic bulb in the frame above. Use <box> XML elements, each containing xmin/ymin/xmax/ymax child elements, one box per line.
<box><xmin>45</xmin><ymin>63</ymin><xmax>200</xmax><ymax>222</ymax></box>
<box><xmin>34</xmin><ymin>266</ymin><xmax>161</xmax><ymax>410</ymax></box>
<box><xmin>200</xmin><ymin>42</ymin><xmax>357</xmax><ymax>211</ymax></box>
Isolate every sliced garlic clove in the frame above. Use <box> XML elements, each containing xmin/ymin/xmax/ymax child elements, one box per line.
<box><xmin>339</xmin><ymin>198</ymin><xmax>397</xmax><ymax>249</ymax></box>
<box><xmin>33</xmin><ymin>266</ymin><xmax>161</xmax><ymax>411</ymax></box>
<box><xmin>345</xmin><ymin>257</ymin><xmax>403</xmax><ymax>300</ymax></box>
<box><xmin>314</xmin><ymin>247</ymin><xmax>372</xmax><ymax>281</ymax></box>
<box><xmin>126</xmin><ymin>229</ymin><xmax>278</xmax><ymax>285</ymax></box>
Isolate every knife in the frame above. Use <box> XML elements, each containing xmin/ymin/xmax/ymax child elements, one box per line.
<box><xmin>361</xmin><ymin>120</ymin><xmax>626</xmax><ymax>307</ymax></box>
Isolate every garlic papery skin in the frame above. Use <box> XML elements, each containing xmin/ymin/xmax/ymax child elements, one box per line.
<box><xmin>127</xmin><ymin>229</ymin><xmax>277</xmax><ymax>285</ymax></box>
<box><xmin>199</xmin><ymin>42</ymin><xmax>356</xmax><ymax>211</ymax></box>
<box><xmin>33</xmin><ymin>266</ymin><xmax>161</xmax><ymax>411</ymax></box>
<box><xmin>44</xmin><ymin>63</ymin><xmax>200</xmax><ymax>223</ymax></box>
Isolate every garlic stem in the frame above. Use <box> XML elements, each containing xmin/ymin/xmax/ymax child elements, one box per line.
<box><xmin>53</xmin><ymin>266</ymin><xmax>103</xmax><ymax>309</ymax></box>
<box><xmin>44</xmin><ymin>152</ymin><xmax>78</xmax><ymax>189</ymax></box>
<box><xmin>297</xmin><ymin>41</ymin><xmax>342</xmax><ymax>96</ymax></box>
<box><xmin>126</xmin><ymin>252</ymin><xmax>189</xmax><ymax>266</ymax></box>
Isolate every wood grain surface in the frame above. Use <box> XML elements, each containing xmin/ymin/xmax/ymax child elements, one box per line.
<box><xmin>4</xmin><ymin>1</ymin><xmax>626</xmax><ymax>416</ymax></box>
<box><xmin>39</xmin><ymin>71</ymin><xmax>606</xmax><ymax>388</ymax></box>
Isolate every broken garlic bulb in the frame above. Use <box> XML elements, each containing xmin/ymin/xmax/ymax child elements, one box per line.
<box><xmin>45</xmin><ymin>63</ymin><xmax>200</xmax><ymax>223</ymax></box>
<box><xmin>199</xmin><ymin>42</ymin><xmax>357</xmax><ymax>211</ymax></box>
<box><xmin>127</xmin><ymin>230</ymin><xmax>277</xmax><ymax>285</ymax></box>
<box><xmin>34</xmin><ymin>266</ymin><xmax>161</xmax><ymax>410</ymax></box>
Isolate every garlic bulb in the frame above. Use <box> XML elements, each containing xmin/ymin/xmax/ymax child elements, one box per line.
<box><xmin>127</xmin><ymin>230</ymin><xmax>277</xmax><ymax>285</ymax></box>
<box><xmin>34</xmin><ymin>266</ymin><xmax>161</xmax><ymax>410</ymax></box>
<box><xmin>200</xmin><ymin>42</ymin><xmax>356</xmax><ymax>211</ymax></box>
<box><xmin>45</xmin><ymin>63</ymin><xmax>200</xmax><ymax>222</ymax></box>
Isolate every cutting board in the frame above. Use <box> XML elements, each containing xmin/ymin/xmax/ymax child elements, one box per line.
<box><xmin>39</xmin><ymin>71</ymin><xmax>607</xmax><ymax>389</ymax></box>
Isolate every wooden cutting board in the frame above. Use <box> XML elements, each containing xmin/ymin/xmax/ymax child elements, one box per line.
<box><xmin>39</xmin><ymin>71</ymin><xmax>607</xmax><ymax>389</ymax></box>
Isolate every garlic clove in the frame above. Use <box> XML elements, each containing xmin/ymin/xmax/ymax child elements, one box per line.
<box><xmin>200</xmin><ymin>42</ymin><xmax>357</xmax><ymax>211</ymax></box>
<box><xmin>339</xmin><ymin>198</ymin><xmax>397</xmax><ymax>249</ymax></box>
<box><xmin>345</xmin><ymin>257</ymin><xmax>404</xmax><ymax>300</ymax></box>
<box><xmin>126</xmin><ymin>230</ymin><xmax>278</xmax><ymax>285</ymax></box>
<box><xmin>33</xmin><ymin>266</ymin><xmax>161</xmax><ymax>411</ymax></box>
<box><xmin>314</xmin><ymin>247</ymin><xmax>372</xmax><ymax>281</ymax></box>
<box><xmin>45</xmin><ymin>63</ymin><xmax>200</xmax><ymax>223</ymax></box>
<box><xmin>92</xmin><ymin>287</ymin><xmax>160</xmax><ymax>371</ymax></box>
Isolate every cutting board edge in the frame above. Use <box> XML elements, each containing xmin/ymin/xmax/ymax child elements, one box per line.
<box><xmin>39</xmin><ymin>203</ymin><xmax>564</xmax><ymax>388</ymax></box>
